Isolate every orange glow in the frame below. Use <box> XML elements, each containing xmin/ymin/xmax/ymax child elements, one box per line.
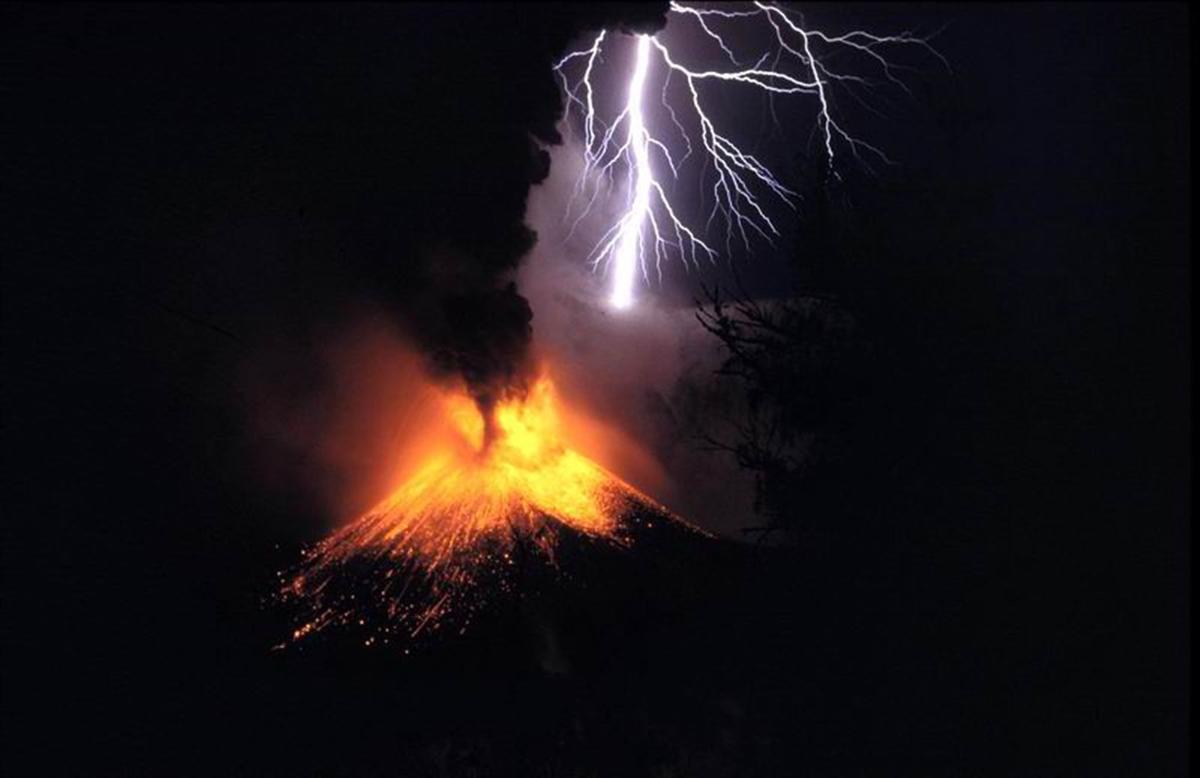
<box><xmin>279</xmin><ymin>368</ymin><xmax>682</xmax><ymax>645</ymax></box>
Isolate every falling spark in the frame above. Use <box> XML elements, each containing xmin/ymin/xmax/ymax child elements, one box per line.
<box><xmin>554</xmin><ymin>1</ymin><xmax>944</xmax><ymax>308</ymax></box>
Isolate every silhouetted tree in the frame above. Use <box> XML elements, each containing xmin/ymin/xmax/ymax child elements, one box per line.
<box><xmin>694</xmin><ymin>155</ymin><xmax>866</xmax><ymax>541</ymax></box>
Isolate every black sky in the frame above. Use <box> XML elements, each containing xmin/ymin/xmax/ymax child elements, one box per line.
<box><xmin>3</xmin><ymin>3</ymin><xmax>1189</xmax><ymax>775</ymax></box>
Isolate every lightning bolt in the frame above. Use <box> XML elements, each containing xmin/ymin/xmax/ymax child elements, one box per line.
<box><xmin>611</xmin><ymin>35</ymin><xmax>654</xmax><ymax>309</ymax></box>
<box><xmin>554</xmin><ymin>2</ymin><xmax>944</xmax><ymax>309</ymax></box>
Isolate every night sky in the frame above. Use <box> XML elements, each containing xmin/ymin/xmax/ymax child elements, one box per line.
<box><xmin>3</xmin><ymin>3</ymin><xmax>1189</xmax><ymax>776</ymax></box>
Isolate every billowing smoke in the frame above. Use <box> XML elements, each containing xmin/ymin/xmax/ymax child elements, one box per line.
<box><xmin>403</xmin><ymin>245</ymin><xmax>536</xmax><ymax>446</ymax></box>
<box><xmin>394</xmin><ymin>4</ymin><xmax>670</xmax><ymax>425</ymax></box>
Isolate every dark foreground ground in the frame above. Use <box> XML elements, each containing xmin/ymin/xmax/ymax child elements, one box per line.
<box><xmin>6</xmin><ymin>511</ymin><xmax>1185</xmax><ymax>777</ymax></box>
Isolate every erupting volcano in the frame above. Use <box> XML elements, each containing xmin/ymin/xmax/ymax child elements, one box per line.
<box><xmin>278</xmin><ymin>370</ymin><xmax>696</xmax><ymax>648</ymax></box>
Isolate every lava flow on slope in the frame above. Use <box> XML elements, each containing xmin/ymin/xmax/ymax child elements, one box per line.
<box><xmin>277</xmin><ymin>369</ymin><xmax>697</xmax><ymax>649</ymax></box>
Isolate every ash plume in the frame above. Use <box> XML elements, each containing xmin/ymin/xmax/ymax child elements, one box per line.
<box><xmin>394</xmin><ymin>3</ymin><xmax>669</xmax><ymax>418</ymax></box>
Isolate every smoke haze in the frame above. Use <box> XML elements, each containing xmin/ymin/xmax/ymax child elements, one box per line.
<box><xmin>521</xmin><ymin>135</ymin><xmax>757</xmax><ymax>535</ymax></box>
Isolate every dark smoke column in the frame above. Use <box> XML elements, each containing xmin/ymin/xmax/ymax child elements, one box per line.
<box><xmin>404</xmin><ymin>3</ymin><xmax>668</xmax><ymax>421</ymax></box>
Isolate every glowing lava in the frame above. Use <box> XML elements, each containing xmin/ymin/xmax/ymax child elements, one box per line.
<box><xmin>279</xmin><ymin>372</ymin><xmax>681</xmax><ymax>646</ymax></box>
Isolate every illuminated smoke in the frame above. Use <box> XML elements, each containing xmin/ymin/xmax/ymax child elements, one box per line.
<box><xmin>554</xmin><ymin>1</ymin><xmax>944</xmax><ymax>308</ymax></box>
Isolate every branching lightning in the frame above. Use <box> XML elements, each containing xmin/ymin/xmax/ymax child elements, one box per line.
<box><xmin>554</xmin><ymin>2</ymin><xmax>944</xmax><ymax>309</ymax></box>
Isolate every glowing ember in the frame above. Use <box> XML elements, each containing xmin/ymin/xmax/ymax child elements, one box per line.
<box><xmin>278</xmin><ymin>372</ymin><xmax>682</xmax><ymax>647</ymax></box>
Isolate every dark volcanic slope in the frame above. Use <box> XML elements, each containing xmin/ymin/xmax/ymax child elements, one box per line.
<box><xmin>278</xmin><ymin>495</ymin><xmax>724</xmax><ymax>663</ymax></box>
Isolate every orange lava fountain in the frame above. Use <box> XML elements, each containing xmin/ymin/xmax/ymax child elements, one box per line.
<box><xmin>278</xmin><ymin>370</ymin><xmax>684</xmax><ymax>647</ymax></box>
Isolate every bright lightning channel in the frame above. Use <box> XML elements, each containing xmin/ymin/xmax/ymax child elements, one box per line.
<box><xmin>611</xmin><ymin>35</ymin><xmax>653</xmax><ymax>309</ymax></box>
<box><xmin>554</xmin><ymin>2</ymin><xmax>944</xmax><ymax>310</ymax></box>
